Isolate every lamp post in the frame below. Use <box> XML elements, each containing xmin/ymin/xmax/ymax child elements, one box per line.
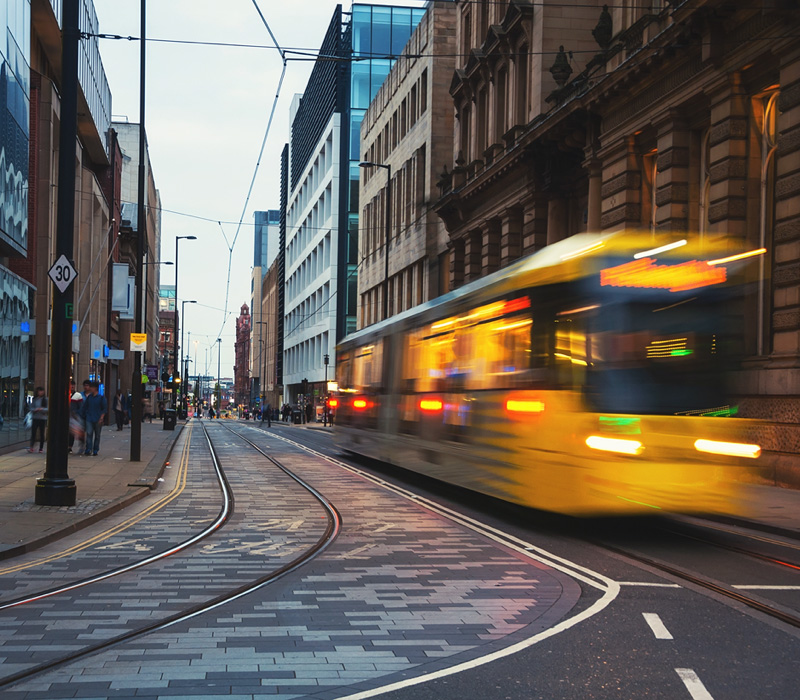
<box><xmin>323</xmin><ymin>353</ymin><xmax>329</xmax><ymax>426</ymax></box>
<box><xmin>179</xmin><ymin>299</ymin><xmax>196</xmax><ymax>417</ymax></box>
<box><xmin>359</xmin><ymin>161</ymin><xmax>391</xmax><ymax>321</ymax></box>
<box><xmin>172</xmin><ymin>235</ymin><xmax>197</xmax><ymax>408</ymax></box>
<box><xmin>216</xmin><ymin>337</ymin><xmax>222</xmax><ymax>415</ymax></box>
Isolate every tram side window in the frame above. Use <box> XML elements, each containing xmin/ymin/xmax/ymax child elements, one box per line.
<box><xmin>352</xmin><ymin>340</ymin><xmax>384</xmax><ymax>391</ymax></box>
<box><xmin>554</xmin><ymin>317</ymin><xmax>590</xmax><ymax>390</ymax></box>
<box><xmin>404</xmin><ymin>328</ymin><xmax>453</xmax><ymax>393</ymax></box>
<box><xmin>467</xmin><ymin>315</ymin><xmax>532</xmax><ymax>390</ymax></box>
<box><xmin>338</xmin><ymin>351</ymin><xmax>353</xmax><ymax>391</ymax></box>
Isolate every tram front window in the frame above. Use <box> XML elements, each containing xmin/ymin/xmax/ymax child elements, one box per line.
<box><xmin>584</xmin><ymin>297</ymin><xmax>743</xmax><ymax>416</ymax></box>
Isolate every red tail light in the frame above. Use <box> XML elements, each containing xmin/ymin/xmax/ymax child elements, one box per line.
<box><xmin>327</xmin><ymin>398</ymin><xmax>339</xmax><ymax>409</ymax></box>
<box><xmin>419</xmin><ymin>398</ymin><xmax>444</xmax><ymax>413</ymax></box>
<box><xmin>353</xmin><ymin>398</ymin><xmax>368</xmax><ymax>410</ymax></box>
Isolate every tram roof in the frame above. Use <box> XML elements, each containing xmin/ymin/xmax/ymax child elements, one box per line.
<box><xmin>340</xmin><ymin>230</ymin><xmax>747</xmax><ymax>346</ymax></box>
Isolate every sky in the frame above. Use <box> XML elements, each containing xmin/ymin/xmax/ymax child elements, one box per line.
<box><xmin>92</xmin><ymin>0</ymin><xmax>427</xmax><ymax>380</ymax></box>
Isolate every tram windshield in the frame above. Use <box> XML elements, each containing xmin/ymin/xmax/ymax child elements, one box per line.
<box><xmin>583</xmin><ymin>294</ymin><xmax>744</xmax><ymax>416</ymax></box>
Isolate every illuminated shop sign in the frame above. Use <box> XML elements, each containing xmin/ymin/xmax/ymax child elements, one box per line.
<box><xmin>600</xmin><ymin>258</ymin><xmax>726</xmax><ymax>292</ymax></box>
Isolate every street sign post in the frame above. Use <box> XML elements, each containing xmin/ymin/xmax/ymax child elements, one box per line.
<box><xmin>48</xmin><ymin>255</ymin><xmax>77</xmax><ymax>293</ymax></box>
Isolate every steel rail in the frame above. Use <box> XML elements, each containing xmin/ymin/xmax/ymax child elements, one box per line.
<box><xmin>0</xmin><ymin>421</ymin><xmax>340</xmax><ymax>691</ymax></box>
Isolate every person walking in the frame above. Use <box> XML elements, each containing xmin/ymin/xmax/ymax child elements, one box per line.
<box><xmin>28</xmin><ymin>386</ymin><xmax>48</xmax><ymax>453</ymax></box>
<box><xmin>263</xmin><ymin>402</ymin><xmax>272</xmax><ymax>427</ymax></box>
<box><xmin>80</xmin><ymin>381</ymin><xmax>107</xmax><ymax>456</ymax></box>
<box><xmin>113</xmin><ymin>390</ymin><xmax>127</xmax><ymax>430</ymax></box>
<box><xmin>69</xmin><ymin>391</ymin><xmax>84</xmax><ymax>454</ymax></box>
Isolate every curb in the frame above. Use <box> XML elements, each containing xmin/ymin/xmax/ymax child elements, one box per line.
<box><xmin>0</xmin><ymin>425</ymin><xmax>183</xmax><ymax>562</ymax></box>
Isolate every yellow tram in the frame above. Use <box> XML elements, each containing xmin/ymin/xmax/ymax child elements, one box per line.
<box><xmin>334</xmin><ymin>232</ymin><xmax>763</xmax><ymax>516</ymax></box>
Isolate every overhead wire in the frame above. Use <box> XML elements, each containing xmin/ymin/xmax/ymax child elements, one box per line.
<box><xmin>212</xmin><ymin>0</ymin><xmax>288</xmax><ymax>350</ymax></box>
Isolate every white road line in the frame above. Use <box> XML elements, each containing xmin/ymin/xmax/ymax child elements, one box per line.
<box><xmin>643</xmin><ymin>612</ymin><xmax>673</xmax><ymax>639</ymax></box>
<box><xmin>676</xmin><ymin>668</ymin><xmax>715</xmax><ymax>700</ymax></box>
<box><xmin>733</xmin><ymin>585</ymin><xmax>800</xmax><ymax>590</ymax></box>
<box><xmin>619</xmin><ymin>581</ymin><xmax>682</xmax><ymax>587</ymax></box>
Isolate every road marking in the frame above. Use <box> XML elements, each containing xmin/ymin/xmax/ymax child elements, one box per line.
<box><xmin>263</xmin><ymin>428</ymin><xmax>621</xmax><ymax>700</ymax></box>
<box><xmin>676</xmin><ymin>668</ymin><xmax>715</xmax><ymax>700</ymax></box>
<box><xmin>733</xmin><ymin>585</ymin><xmax>800</xmax><ymax>590</ymax></box>
<box><xmin>0</xmin><ymin>425</ymin><xmax>193</xmax><ymax>576</ymax></box>
<box><xmin>643</xmin><ymin>612</ymin><xmax>673</xmax><ymax>639</ymax></box>
<box><xmin>619</xmin><ymin>581</ymin><xmax>682</xmax><ymax>587</ymax></box>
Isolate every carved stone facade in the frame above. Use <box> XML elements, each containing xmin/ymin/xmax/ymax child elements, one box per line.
<box><xmin>358</xmin><ymin>1</ymin><xmax>457</xmax><ymax>328</ymax></box>
<box><xmin>433</xmin><ymin>0</ymin><xmax>800</xmax><ymax>486</ymax></box>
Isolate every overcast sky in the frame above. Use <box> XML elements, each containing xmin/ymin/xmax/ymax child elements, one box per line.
<box><xmin>92</xmin><ymin>0</ymin><xmax>427</xmax><ymax>381</ymax></box>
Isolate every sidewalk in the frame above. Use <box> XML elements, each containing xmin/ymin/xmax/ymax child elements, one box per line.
<box><xmin>0</xmin><ymin>419</ymin><xmax>182</xmax><ymax>559</ymax></box>
<box><xmin>0</xmin><ymin>418</ymin><xmax>797</xmax><ymax>563</ymax></box>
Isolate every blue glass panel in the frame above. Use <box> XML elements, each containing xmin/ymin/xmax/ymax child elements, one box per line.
<box><xmin>370</xmin><ymin>59</ymin><xmax>391</xmax><ymax>99</ymax></box>
<box><xmin>351</xmin><ymin>61</ymin><xmax>370</xmax><ymax>110</ymax></box>
<box><xmin>371</xmin><ymin>6</ymin><xmax>391</xmax><ymax>56</ymax></box>
<box><xmin>412</xmin><ymin>8</ymin><xmax>426</xmax><ymax>26</ymax></box>
<box><xmin>390</xmin><ymin>7</ymin><xmax>412</xmax><ymax>56</ymax></box>
<box><xmin>350</xmin><ymin>109</ymin><xmax>365</xmax><ymax>161</ymax></box>
<box><xmin>352</xmin><ymin>5</ymin><xmax>371</xmax><ymax>58</ymax></box>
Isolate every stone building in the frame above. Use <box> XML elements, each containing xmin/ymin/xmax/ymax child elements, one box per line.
<box><xmin>358</xmin><ymin>1</ymin><xmax>457</xmax><ymax>328</ymax></box>
<box><xmin>434</xmin><ymin>0</ymin><xmax>800</xmax><ymax>485</ymax></box>
<box><xmin>234</xmin><ymin>303</ymin><xmax>251</xmax><ymax>408</ymax></box>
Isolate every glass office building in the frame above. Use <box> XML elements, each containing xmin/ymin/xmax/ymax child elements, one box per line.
<box><xmin>284</xmin><ymin>3</ymin><xmax>423</xmax><ymax>401</ymax></box>
<box><xmin>0</xmin><ymin>0</ymin><xmax>32</xmax><ymax>448</ymax></box>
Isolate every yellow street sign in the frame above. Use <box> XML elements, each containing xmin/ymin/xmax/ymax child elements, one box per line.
<box><xmin>130</xmin><ymin>333</ymin><xmax>147</xmax><ymax>352</ymax></box>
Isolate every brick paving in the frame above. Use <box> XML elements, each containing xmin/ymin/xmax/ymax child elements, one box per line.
<box><xmin>4</xmin><ymin>423</ymin><xmax>581</xmax><ymax>699</ymax></box>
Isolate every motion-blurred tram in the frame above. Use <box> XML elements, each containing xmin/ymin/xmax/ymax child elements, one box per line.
<box><xmin>334</xmin><ymin>232</ymin><xmax>763</xmax><ymax>516</ymax></box>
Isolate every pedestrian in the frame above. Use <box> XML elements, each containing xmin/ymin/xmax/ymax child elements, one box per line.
<box><xmin>141</xmin><ymin>394</ymin><xmax>153</xmax><ymax>423</ymax></box>
<box><xmin>113</xmin><ymin>390</ymin><xmax>127</xmax><ymax>430</ymax></box>
<box><xmin>28</xmin><ymin>386</ymin><xmax>48</xmax><ymax>453</ymax></box>
<box><xmin>158</xmin><ymin>400</ymin><xmax>165</xmax><ymax>420</ymax></box>
<box><xmin>209</xmin><ymin>405</ymin><xmax>216</xmax><ymax>419</ymax></box>
<box><xmin>69</xmin><ymin>391</ymin><xmax>85</xmax><ymax>454</ymax></box>
<box><xmin>263</xmin><ymin>402</ymin><xmax>272</xmax><ymax>427</ymax></box>
<box><xmin>80</xmin><ymin>381</ymin><xmax>107</xmax><ymax>456</ymax></box>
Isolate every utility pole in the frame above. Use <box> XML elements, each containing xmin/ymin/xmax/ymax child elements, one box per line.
<box><xmin>36</xmin><ymin>0</ymin><xmax>80</xmax><ymax>505</ymax></box>
<box><xmin>130</xmin><ymin>0</ymin><xmax>147</xmax><ymax>461</ymax></box>
<box><xmin>216</xmin><ymin>338</ymin><xmax>222</xmax><ymax>413</ymax></box>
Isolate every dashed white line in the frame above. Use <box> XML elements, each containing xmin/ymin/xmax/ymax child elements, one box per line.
<box><xmin>619</xmin><ymin>581</ymin><xmax>682</xmax><ymax>587</ymax></box>
<box><xmin>676</xmin><ymin>668</ymin><xmax>715</xmax><ymax>700</ymax></box>
<box><xmin>643</xmin><ymin>612</ymin><xmax>673</xmax><ymax>639</ymax></box>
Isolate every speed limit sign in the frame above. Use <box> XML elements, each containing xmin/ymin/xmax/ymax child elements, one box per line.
<box><xmin>48</xmin><ymin>255</ymin><xmax>78</xmax><ymax>293</ymax></box>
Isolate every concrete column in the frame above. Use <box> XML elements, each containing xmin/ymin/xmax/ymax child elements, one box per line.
<box><xmin>522</xmin><ymin>197</ymin><xmax>548</xmax><ymax>255</ymax></box>
<box><xmin>707</xmin><ymin>73</ymin><xmax>749</xmax><ymax>237</ymax></box>
<box><xmin>449</xmin><ymin>239</ymin><xmax>465</xmax><ymax>290</ymax></box>
<box><xmin>585</xmin><ymin>158</ymin><xmax>602</xmax><ymax>232</ymax></box>
<box><xmin>500</xmin><ymin>208</ymin><xmax>523</xmax><ymax>266</ymax></box>
<box><xmin>546</xmin><ymin>198</ymin><xmax>567</xmax><ymax>245</ymax></box>
<box><xmin>773</xmin><ymin>48</ymin><xmax>800</xmax><ymax>356</ymax></box>
<box><xmin>464</xmin><ymin>229</ymin><xmax>483</xmax><ymax>282</ymax></box>
<box><xmin>654</xmin><ymin>111</ymin><xmax>691</xmax><ymax>233</ymax></box>
<box><xmin>482</xmin><ymin>219</ymin><xmax>502</xmax><ymax>275</ymax></box>
<box><xmin>599</xmin><ymin>135</ymin><xmax>642</xmax><ymax>231</ymax></box>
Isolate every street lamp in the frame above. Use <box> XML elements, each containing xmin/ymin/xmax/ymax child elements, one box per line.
<box><xmin>359</xmin><ymin>161</ymin><xmax>391</xmax><ymax>321</ymax></box>
<box><xmin>216</xmin><ymin>337</ymin><xmax>222</xmax><ymax>415</ymax></box>
<box><xmin>179</xmin><ymin>299</ymin><xmax>196</xmax><ymax>417</ymax></box>
<box><xmin>323</xmin><ymin>353</ymin><xmax>329</xmax><ymax>426</ymax></box>
<box><xmin>172</xmin><ymin>235</ymin><xmax>197</xmax><ymax>407</ymax></box>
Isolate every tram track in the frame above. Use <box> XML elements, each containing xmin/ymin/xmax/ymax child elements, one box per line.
<box><xmin>0</xmin><ymin>420</ymin><xmax>341</xmax><ymax>691</ymax></box>
<box><xmin>589</xmin><ymin>526</ymin><xmax>800</xmax><ymax>631</ymax></box>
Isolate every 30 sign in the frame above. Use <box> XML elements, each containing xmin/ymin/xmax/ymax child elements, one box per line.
<box><xmin>48</xmin><ymin>255</ymin><xmax>78</xmax><ymax>293</ymax></box>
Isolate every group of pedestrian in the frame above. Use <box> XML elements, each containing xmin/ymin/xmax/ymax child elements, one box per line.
<box><xmin>72</xmin><ymin>380</ymin><xmax>106</xmax><ymax>456</ymax></box>
<box><xmin>28</xmin><ymin>379</ymin><xmax>109</xmax><ymax>456</ymax></box>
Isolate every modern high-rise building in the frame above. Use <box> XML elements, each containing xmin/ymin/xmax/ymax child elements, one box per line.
<box><xmin>282</xmin><ymin>3</ymin><xmax>424</xmax><ymax>407</ymax></box>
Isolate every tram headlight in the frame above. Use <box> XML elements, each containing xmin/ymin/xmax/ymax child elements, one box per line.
<box><xmin>586</xmin><ymin>435</ymin><xmax>644</xmax><ymax>455</ymax></box>
<box><xmin>694</xmin><ymin>439</ymin><xmax>761</xmax><ymax>459</ymax></box>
